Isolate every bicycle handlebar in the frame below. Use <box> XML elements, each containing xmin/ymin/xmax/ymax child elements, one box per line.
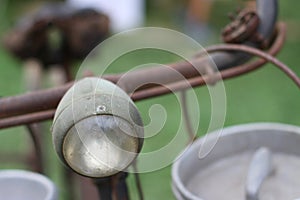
<box><xmin>0</xmin><ymin>0</ymin><xmax>280</xmax><ymax>126</ymax></box>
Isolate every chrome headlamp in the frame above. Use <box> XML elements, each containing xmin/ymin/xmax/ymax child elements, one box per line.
<box><xmin>52</xmin><ymin>77</ymin><xmax>143</xmax><ymax>178</ymax></box>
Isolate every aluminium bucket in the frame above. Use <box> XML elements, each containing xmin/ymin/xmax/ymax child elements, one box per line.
<box><xmin>172</xmin><ymin>123</ymin><xmax>300</xmax><ymax>200</ymax></box>
<box><xmin>0</xmin><ymin>170</ymin><xmax>58</xmax><ymax>200</ymax></box>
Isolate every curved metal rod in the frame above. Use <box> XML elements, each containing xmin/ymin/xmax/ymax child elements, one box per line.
<box><xmin>0</xmin><ymin>0</ymin><xmax>278</xmax><ymax>120</ymax></box>
<box><xmin>131</xmin><ymin>23</ymin><xmax>287</xmax><ymax>100</ymax></box>
<box><xmin>114</xmin><ymin>0</ymin><xmax>278</xmax><ymax>93</ymax></box>
<box><xmin>133</xmin><ymin>25</ymin><xmax>300</xmax><ymax>101</ymax></box>
<box><xmin>205</xmin><ymin>44</ymin><xmax>300</xmax><ymax>88</ymax></box>
<box><xmin>0</xmin><ymin>23</ymin><xmax>286</xmax><ymax>129</ymax></box>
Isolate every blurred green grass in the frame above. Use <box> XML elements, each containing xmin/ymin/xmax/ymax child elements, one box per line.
<box><xmin>0</xmin><ymin>1</ymin><xmax>300</xmax><ymax>200</ymax></box>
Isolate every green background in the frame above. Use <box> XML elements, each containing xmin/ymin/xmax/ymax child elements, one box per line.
<box><xmin>0</xmin><ymin>0</ymin><xmax>299</xmax><ymax>199</ymax></box>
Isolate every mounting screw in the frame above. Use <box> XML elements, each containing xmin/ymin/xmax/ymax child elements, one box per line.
<box><xmin>96</xmin><ymin>105</ymin><xmax>106</xmax><ymax>113</ymax></box>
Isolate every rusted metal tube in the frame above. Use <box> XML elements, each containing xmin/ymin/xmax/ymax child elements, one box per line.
<box><xmin>0</xmin><ymin>84</ymin><xmax>71</xmax><ymax>119</ymax></box>
<box><xmin>131</xmin><ymin>23</ymin><xmax>286</xmax><ymax>100</ymax></box>
<box><xmin>114</xmin><ymin>58</ymin><xmax>210</xmax><ymax>93</ymax></box>
<box><xmin>0</xmin><ymin>73</ymin><xmax>124</xmax><ymax>119</ymax></box>
<box><xmin>0</xmin><ymin>0</ymin><xmax>278</xmax><ymax>121</ymax></box>
<box><xmin>26</xmin><ymin>124</ymin><xmax>44</xmax><ymax>173</ymax></box>
<box><xmin>0</xmin><ymin>23</ymin><xmax>286</xmax><ymax>127</ymax></box>
<box><xmin>0</xmin><ymin>59</ymin><xmax>209</xmax><ymax>119</ymax></box>
<box><xmin>0</xmin><ymin>110</ymin><xmax>56</xmax><ymax>129</ymax></box>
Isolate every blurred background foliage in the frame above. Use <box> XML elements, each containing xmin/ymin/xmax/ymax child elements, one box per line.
<box><xmin>0</xmin><ymin>0</ymin><xmax>300</xmax><ymax>199</ymax></box>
